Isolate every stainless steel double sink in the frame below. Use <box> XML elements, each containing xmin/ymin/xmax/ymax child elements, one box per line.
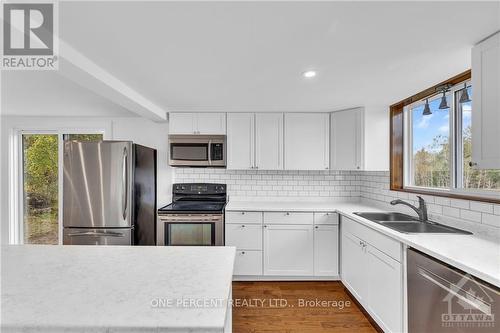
<box><xmin>353</xmin><ymin>212</ymin><xmax>472</xmax><ymax>234</ymax></box>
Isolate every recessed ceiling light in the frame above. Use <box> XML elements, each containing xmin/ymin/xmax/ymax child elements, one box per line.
<box><xmin>302</xmin><ymin>70</ymin><xmax>317</xmax><ymax>78</ymax></box>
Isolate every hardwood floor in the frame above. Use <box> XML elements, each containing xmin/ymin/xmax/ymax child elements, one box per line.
<box><xmin>232</xmin><ymin>281</ymin><xmax>378</xmax><ymax>333</ymax></box>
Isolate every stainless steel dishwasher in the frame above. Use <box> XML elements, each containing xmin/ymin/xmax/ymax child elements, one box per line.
<box><xmin>407</xmin><ymin>248</ymin><xmax>499</xmax><ymax>333</ymax></box>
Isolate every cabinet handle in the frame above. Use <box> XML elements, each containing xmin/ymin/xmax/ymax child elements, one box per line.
<box><xmin>263</xmin><ymin>225</ymin><xmax>267</xmax><ymax>228</ymax></box>
<box><xmin>241</xmin><ymin>212</ymin><xmax>245</xmax><ymax>215</ymax></box>
<box><xmin>357</xmin><ymin>166</ymin><xmax>360</xmax><ymax>170</ymax></box>
<box><xmin>469</xmin><ymin>161</ymin><xmax>478</xmax><ymax>167</ymax></box>
<box><xmin>315</xmin><ymin>226</ymin><xmax>319</xmax><ymax>229</ymax></box>
<box><xmin>285</xmin><ymin>212</ymin><xmax>290</xmax><ymax>216</ymax></box>
<box><xmin>241</xmin><ymin>251</ymin><xmax>245</xmax><ymax>255</ymax></box>
<box><xmin>241</xmin><ymin>225</ymin><xmax>246</xmax><ymax>228</ymax></box>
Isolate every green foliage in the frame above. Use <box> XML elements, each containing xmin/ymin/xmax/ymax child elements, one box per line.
<box><xmin>23</xmin><ymin>135</ymin><xmax>58</xmax><ymax>206</ymax></box>
<box><xmin>413</xmin><ymin>125</ymin><xmax>500</xmax><ymax>190</ymax></box>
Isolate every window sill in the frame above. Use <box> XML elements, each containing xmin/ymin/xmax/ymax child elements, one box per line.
<box><xmin>392</xmin><ymin>187</ymin><xmax>500</xmax><ymax>204</ymax></box>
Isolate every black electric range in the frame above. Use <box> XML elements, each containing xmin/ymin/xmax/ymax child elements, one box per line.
<box><xmin>157</xmin><ymin>183</ymin><xmax>227</xmax><ymax>246</ymax></box>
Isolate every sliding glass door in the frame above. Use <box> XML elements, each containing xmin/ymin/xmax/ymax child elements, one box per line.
<box><xmin>20</xmin><ymin>133</ymin><xmax>103</xmax><ymax>244</ymax></box>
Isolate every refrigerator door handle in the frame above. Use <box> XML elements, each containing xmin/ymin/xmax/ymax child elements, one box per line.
<box><xmin>67</xmin><ymin>231</ymin><xmax>125</xmax><ymax>238</ymax></box>
<box><xmin>122</xmin><ymin>147</ymin><xmax>128</xmax><ymax>220</ymax></box>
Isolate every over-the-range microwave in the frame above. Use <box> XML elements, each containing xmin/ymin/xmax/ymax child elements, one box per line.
<box><xmin>168</xmin><ymin>135</ymin><xmax>226</xmax><ymax>167</ymax></box>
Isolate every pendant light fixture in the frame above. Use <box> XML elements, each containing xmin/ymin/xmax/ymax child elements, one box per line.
<box><xmin>459</xmin><ymin>83</ymin><xmax>471</xmax><ymax>103</ymax></box>
<box><xmin>423</xmin><ymin>99</ymin><xmax>432</xmax><ymax>116</ymax></box>
<box><xmin>438</xmin><ymin>91</ymin><xmax>449</xmax><ymax>109</ymax></box>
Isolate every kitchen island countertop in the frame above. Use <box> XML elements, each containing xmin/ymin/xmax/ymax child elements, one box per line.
<box><xmin>1</xmin><ymin>245</ymin><xmax>236</xmax><ymax>333</ymax></box>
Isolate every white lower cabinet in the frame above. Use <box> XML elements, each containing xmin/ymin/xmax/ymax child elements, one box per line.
<box><xmin>263</xmin><ymin>224</ymin><xmax>314</xmax><ymax>276</ymax></box>
<box><xmin>234</xmin><ymin>250</ymin><xmax>263</xmax><ymax>276</ymax></box>
<box><xmin>227</xmin><ymin>210</ymin><xmax>339</xmax><ymax>279</ymax></box>
<box><xmin>366</xmin><ymin>245</ymin><xmax>402</xmax><ymax>333</ymax></box>
<box><xmin>225</xmin><ymin>224</ymin><xmax>262</xmax><ymax>250</ymax></box>
<box><xmin>314</xmin><ymin>225</ymin><xmax>339</xmax><ymax>276</ymax></box>
<box><xmin>341</xmin><ymin>216</ymin><xmax>403</xmax><ymax>333</ymax></box>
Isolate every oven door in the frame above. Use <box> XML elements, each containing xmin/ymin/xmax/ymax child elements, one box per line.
<box><xmin>157</xmin><ymin>214</ymin><xmax>224</xmax><ymax>246</ymax></box>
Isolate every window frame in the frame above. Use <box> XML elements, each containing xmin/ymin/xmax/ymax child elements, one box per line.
<box><xmin>390</xmin><ymin>70</ymin><xmax>500</xmax><ymax>204</ymax></box>
<box><xmin>11</xmin><ymin>128</ymin><xmax>106</xmax><ymax>245</ymax></box>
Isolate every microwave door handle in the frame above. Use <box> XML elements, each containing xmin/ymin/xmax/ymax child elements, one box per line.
<box><xmin>417</xmin><ymin>267</ymin><xmax>491</xmax><ymax>314</ymax></box>
<box><xmin>208</xmin><ymin>139</ymin><xmax>212</xmax><ymax>166</ymax></box>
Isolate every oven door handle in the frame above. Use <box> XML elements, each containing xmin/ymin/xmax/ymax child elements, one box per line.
<box><xmin>159</xmin><ymin>215</ymin><xmax>223</xmax><ymax>223</ymax></box>
<box><xmin>417</xmin><ymin>267</ymin><xmax>491</xmax><ymax>314</ymax></box>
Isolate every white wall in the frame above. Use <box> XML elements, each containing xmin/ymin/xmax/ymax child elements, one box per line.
<box><xmin>0</xmin><ymin>116</ymin><xmax>171</xmax><ymax>245</ymax></box>
<box><xmin>363</xmin><ymin>105</ymin><xmax>390</xmax><ymax>171</ymax></box>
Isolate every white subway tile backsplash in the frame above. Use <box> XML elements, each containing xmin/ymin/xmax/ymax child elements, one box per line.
<box><xmin>460</xmin><ymin>209</ymin><xmax>482</xmax><ymax>223</ymax></box>
<box><xmin>470</xmin><ymin>202</ymin><xmax>494</xmax><ymax>214</ymax></box>
<box><xmin>173</xmin><ymin>169</ymin><xmax>499</xmax><ymax>231</ymax></box>
<box><xmin>481</xmin><ymin>213</ymin><xmax>500</xmax><ymax>227</ymax></box>
<box><xmin>173</xmin><ymin>169</ymin><xmax>360</xmax><ymax>199</ymax></box>
<box><xmin>450</xmin><ymin>199</ymin><xmax>470</xmax><ymax>209</ymax></box>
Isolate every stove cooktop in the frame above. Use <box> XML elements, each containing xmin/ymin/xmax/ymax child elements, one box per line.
<box><xmin>158</xmin><ymin>201</ymin><xmax>226</xmax><ymax>214</ymax></box>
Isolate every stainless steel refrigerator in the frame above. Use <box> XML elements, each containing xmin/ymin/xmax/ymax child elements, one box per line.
<box><xmin>63</xmin><ymin>141</ymin><xmax>156</xmax><ymax>245</ymax></box>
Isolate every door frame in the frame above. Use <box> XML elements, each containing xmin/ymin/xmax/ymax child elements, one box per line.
<box><xmin>10</xmin><ymin>128</ymin><xmax>107</xmax><ymax>245</ymax></box>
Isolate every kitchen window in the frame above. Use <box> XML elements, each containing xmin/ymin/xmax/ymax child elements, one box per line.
<box><xmin>17</xmin><ymin>131</ymin><xmax>104</xmax><ymax>245</ymax></box>
<box><xmin>392</xmin><ymin>71</ymin><xmax>500</xmax><ymax>202</ymax></box>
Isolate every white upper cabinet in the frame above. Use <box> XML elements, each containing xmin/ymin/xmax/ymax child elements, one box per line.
<box><xmin>331</xmin><ymin>108</ymin><xmax>364</xmax><ymax>170</ymax></box>
<box><xmin>169</xmin><ymin>113</ymin><xmax>226</xmax><ymax>135</ymax></box>
<box><xmin>472</xmin><ymin>32</ymin><xmax>500</xmax><ymax>169</ymax></box>
<box><xmin>284</xmin><ymin>113</ymin><xmax>330</xmax><ymax>170</ymax></box>
<box><xmin>255</xmin><ymin>113</ymin><xmax>284</xmax><ymax>170</ymax></box>
<box><xmin>227</xmin><ymin>113</ymin><xmax>254</xmax><ymax>169</ymax></box>
<box><xmin>169</xmin><ymin>113</ymin><xmax>196</xmax><ymax>134</ymax></box>
<box><xmin>227</xmin><ymin>113</ymin><xmax>284</xmax><ymax>170</ymax></box>
<box><xmin>196</xmin><ymin>113</ymin><xmax>227</xmax><ymax>134</ymax></box>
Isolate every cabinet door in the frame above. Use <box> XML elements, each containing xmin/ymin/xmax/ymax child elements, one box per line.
<box><xmin>366</xmin><ymin>245</ymin><xmax>402</xmax><ymax>333</ymax></box>
<box><xmin>255</xmin><ymin>113</ymin><xmax>283</xmax><ymax>170</ymax></box>
<box><xmin>169</xmin><ymin>113</ymin><xmax>196</xmax><ymax>134</ymax></box>
<box><xmin>341</xmin><ymin>231</ymin><xmax>367</xmax><ymax>302</ymax></box>
<box><xmin>472</xmin><ymin>32</ymin><xmax>500</xmax><ymax>169</ymax></box>
<box><xmin>234</xmin><ymin>250</ymin><xmax>263</xmax><ymax>276</ymax></box>
<box><xmin>196</xmin><ymin>113</ymin><xmax>226</xmax><ymax>134</ymax></box>
<box><xmin>225</xmin><ymin>224</ymin><xmax>262</xmax><ymax>250</ymax></box>
<box><xmin>263</xmin><ymin>224</ymin><xmax>313</xmax><ymax>276</ymax></box>
<box><xmin>313</xmin><ymin>225</ymin><xmax>339</xmax><ymax>276</ymax></box>
<box><xmin>227</xmin><ymin>113</ymin><xmax>254</xmax><ymax>169</ymax></box>
<box><xmin>284</xmin><ymin>113</ymin><xmax>330</xmax><ymax>170</ymax></box>
<box><xmin>331</xmin><ymin>108</ymin><xmax>363</xmax><ymax>170</ymax></box>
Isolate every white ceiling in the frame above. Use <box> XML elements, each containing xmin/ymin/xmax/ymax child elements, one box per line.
<box><xmin>1</xmin><ymin>71</ymin><xmax>136</xmax><ymax>117</ymax></box>
<box><xmin>3</xmin><ymin>1</ymin><xmax>500</xmax><ymax>116</ymax></box>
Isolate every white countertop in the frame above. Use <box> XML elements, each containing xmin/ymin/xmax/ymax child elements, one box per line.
<box><xmin>226</xmin><ymin>200</ymin><xmax>500</xmax><ymax>287</ymax></box>
<box><xmin>1</xmin><ymin>245</ymin><xmax>236</xmax><ymax>333</ymax></box>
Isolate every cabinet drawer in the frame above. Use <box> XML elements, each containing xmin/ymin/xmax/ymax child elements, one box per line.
<box><xmin>226</xmin><ymin>211</ymin><xmax>262</xmax><ymax>224</ymax></box>
<box><xmin>225</xmin><ymin>224</ymin><xmax>262</xmax><ymax>250</ymax></box>
<box><xmin>264</xmin><ymin>212</ymin><xmax>313</xmax><ymax>225</ymax></box>
<box><xmin>342</xmin><ymin>216</ymin><xmax>401</xmax><ymax>262</ymax></box>
<box><xmin>234</xmin><ymin>250</ymin><xmax>262</xmax><ymax>276</ymax></box>
<box><xmin>314</xmin><ymin>212</ymin><xmax>339</xmax><ymax>225</ymax></box>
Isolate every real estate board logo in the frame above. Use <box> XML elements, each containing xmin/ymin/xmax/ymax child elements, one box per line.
<box><xmin>437</xmin><ymin>271</ymin><xmax>497</xmax><ymax>330</ymax></box>
<box><xmin>2</xmin><ymin>1</ymin><xmax>58</xmax><ymax>70</ymax></box>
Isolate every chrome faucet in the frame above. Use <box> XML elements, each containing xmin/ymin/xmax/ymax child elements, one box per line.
<box><xmin>390</xmin><ymin>196</ymin><xmax>428</xmax><ymax>222</ymax></box>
